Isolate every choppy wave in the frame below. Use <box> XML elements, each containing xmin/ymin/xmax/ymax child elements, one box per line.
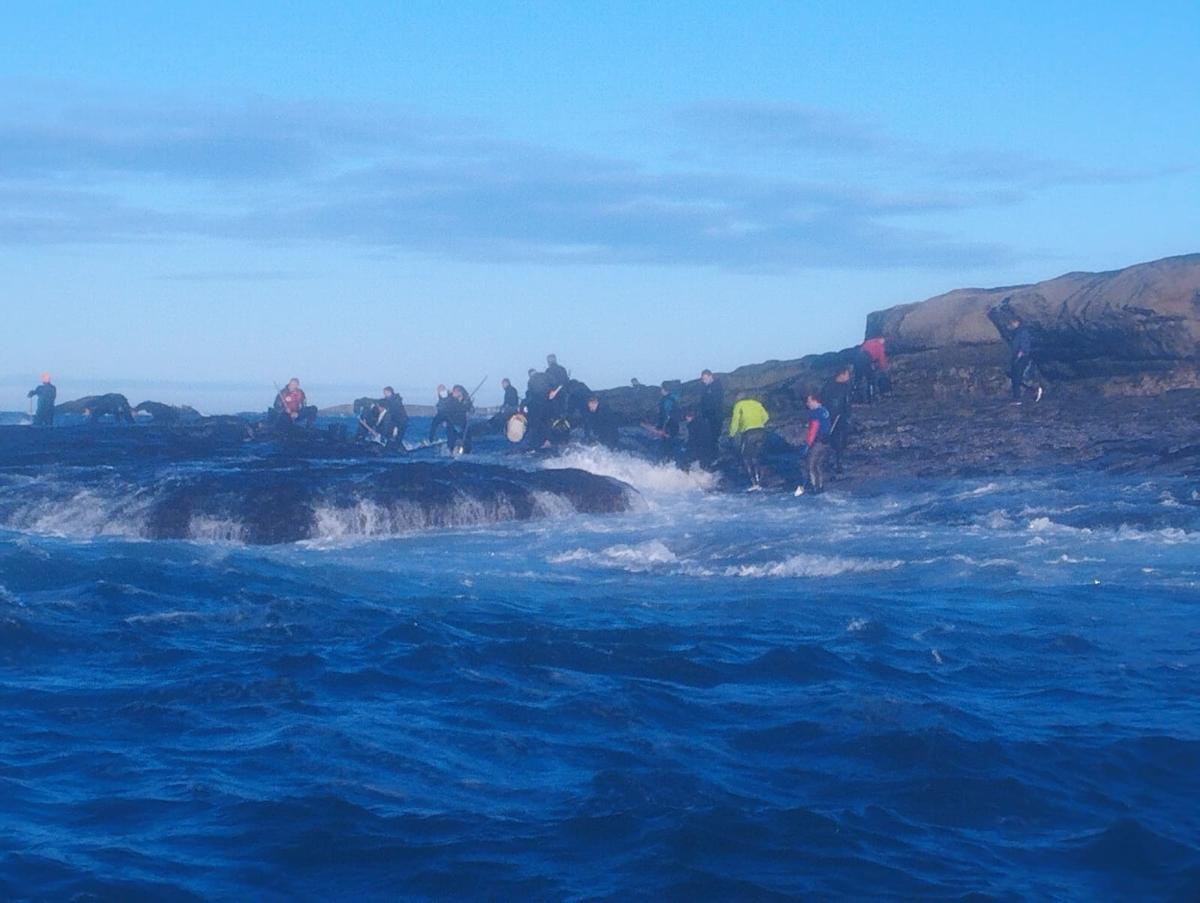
<box><xmin>551</xmin><ymin>540</ymin><xmax>900</xmax><ymax>579</ymax></box>
<box><xmin>2</xmin><ymin>429</ymin><xmax>1200</xmax><ymax>898</ymax></box>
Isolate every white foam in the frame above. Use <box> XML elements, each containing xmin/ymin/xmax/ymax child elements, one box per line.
<box><xmin>14</xmin><ymin>488</ymin><xmax>152</xmax><ymax>538</ymax></box>
<box><xmin>187</xmin><ymin>515</ymin><xmax>246</xmax><ymax>543</ymax></box>
<box><xmin>542</xmin><ymin>446</ymin><xmax>715</xmax><ymax>495</ymax></box>
<box><xmin>530</xmin><ymin>491</ymin><xmax>578</xmax><ymax>519</ymax></box>
<box><xmin>550</xmin><ymin>539</ymin><xmax>678</xmax><ymax>571</ymax></box>
<box><xmin>722</xmin><ymin>553</ymin><xmax>902</xmax><ymax>578</ymax></box>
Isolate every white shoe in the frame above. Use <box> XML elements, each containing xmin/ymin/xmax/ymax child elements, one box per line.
<box><xmin>793</xmin><ymin>485</ymin><xmax>805</xmax><ymax>497</ymax></box>
<box><xmin>746</xmin><ymin>484</ymin><xmax>763</xmax><ymax>492</ymax></box>
<box><xmin>1035</xmin><ymin>385</ymin><xmax>1044</xmax><ymax>403</ymax></box>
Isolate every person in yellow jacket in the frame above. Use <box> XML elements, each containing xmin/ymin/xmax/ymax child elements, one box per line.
<box><xmin>728</xmin><ymin>396</ymin><xmax>769</xmax><ymax>490</ymax></box>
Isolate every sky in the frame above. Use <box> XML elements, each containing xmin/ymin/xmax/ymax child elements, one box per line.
<box><xmin>1</xmin><ymin>1</ymin><xmax>1197</xmax><ymax>411</ymax></box>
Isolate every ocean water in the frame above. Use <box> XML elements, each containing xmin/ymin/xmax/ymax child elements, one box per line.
<box><xmin>1</xmin><ymin>429</ymin><xmax>1199</xmax><ymax>899</ymax></box>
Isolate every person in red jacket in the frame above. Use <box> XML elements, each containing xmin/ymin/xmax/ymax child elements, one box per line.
<box><xmin>271</xmin><ymin>378</ymin><xmax>317</xmax><ymax>429</ymax></box>
<box><xmin>855</xmin><ymin>336</ymin><xmax>891</xmax><ymax>401</ymax></box>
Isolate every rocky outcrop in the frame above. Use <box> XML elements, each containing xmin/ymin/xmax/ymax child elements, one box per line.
<box><xmin>0</xmin><ymin>427</ymin><xmax>634</xmax><ymax>544</ymax></box>
<box><xmin>867</xmin><ymin>254</ymin><xmax>1200</xmax><ymax>396</ymax></box>
<box><xmin>598</xmin><ymin>253</ymin><xmax>1200</xmax><ymax>427</ymax></box>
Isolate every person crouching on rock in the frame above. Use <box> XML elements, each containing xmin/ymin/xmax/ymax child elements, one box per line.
<box><xmin>272</xmin><ymin>378</ymin><xmax>317</xmax><ymax>429</ymax></box>
<box><xmin>796</xmin><ymin>392</ymin><xmax>832</xmax><ymax>496</ymax></box>
<box><xmin>728</xmin><ymin>394</ymin><xmax>770</xmax><ymax>491</ymax></box>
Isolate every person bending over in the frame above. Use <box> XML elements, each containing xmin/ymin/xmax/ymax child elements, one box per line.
<box><xmin>728</xmin><ymin>394</ymin><xmax>770</xmax><ymax>490</ymax></box>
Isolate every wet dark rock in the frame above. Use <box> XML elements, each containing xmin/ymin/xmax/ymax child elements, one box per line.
<box><xmin>0</xmin><ymin>425</ymin><xmax>632</xmax><ymax>544</ymax></box>
<box><xmin>55</xmin><ymin>393</ymin><xmax>134</xmax><ymax>417</ymax></box>
<box><xmin>133</xmin><ymin>401</ymin><xmax>202</xmax><ymax>424</ymax></box>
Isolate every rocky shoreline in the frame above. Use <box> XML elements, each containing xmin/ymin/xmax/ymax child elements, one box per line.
<box><xmin>598</xmin><ymin>253</ymin><xmax>1200</xmax><ymax>482</ymax></box>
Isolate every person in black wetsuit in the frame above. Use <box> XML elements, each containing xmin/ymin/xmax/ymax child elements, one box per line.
<box><xmin>545</xmin><ymin>354</ymin><xmax>569</xmax><ymax>389</ymax></box>
<box><xmin>27</xmin><ymin>373</ymin><xmax>56</xmax><ymax>426</ymax></box>
<box><xmin>428</xmin><ymin>384</ymin><xmax>451</xmax><ymax>442</ymax></box>
<box><xmin>653</xmin><ymin>382</ymin><xmax>681</xmax><ymax>463</ymax></box>
<box><xmin>524</xmin><ymin>369</ymin><xmax>553</xmax><ymax>447</ymax></box>
<box><xmin>376</xmin><ymin>386</ymin><xmax>408</xmax><ymax>446</ymax></box>
<box><xmin>819</xmin><ymin>365</ymin><xmax>853</xmax><ymax>475</ymax></box>
<box><xmin>1004</xmin><ymin>315</ymin><xmax>1042</xmax><ymax>404</ymax></box>
<box><xmin>501</xmin><ymin>378</ymin><xmax>520</xmax><ymax>414</ymax></box>
<box><xmin>583</xmin><ymin>395</ymin><xmax>620</xmax><ymax>449</ymax></box>
<box><xmin>483</xmin><ymin>378</ymin><xmax>522</xmax><ymax>436</ymax></box>
<box><xmin>84</xmin><ymin>393</ymin><xmax>135</xmax><ymax>423</ymax></box>
<box><xmin>696</xmin><ymin>369</ymin><xmax>724</xmax><ymax>468</ymax></box>
<box><xmin>440</xmin><ymin>384</ymin><xmax>474</xmax><ymax>453</ymax></box>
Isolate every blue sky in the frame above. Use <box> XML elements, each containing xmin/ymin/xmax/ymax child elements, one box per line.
<box><xmin>2</xmin><ymin>1</ymin><xmax>1197</xmax><ymax>411</ymax></box>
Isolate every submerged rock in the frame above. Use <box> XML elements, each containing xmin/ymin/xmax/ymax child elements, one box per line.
<box><xmin>0</xmin><ymin>427</ymin><xmax>633</xmax><ymax>544</ymax></box>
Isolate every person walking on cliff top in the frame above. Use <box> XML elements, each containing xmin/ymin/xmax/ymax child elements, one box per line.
<box><xmin>728</xmin><ymin>394</ymin><xmax>769</xmax><ymax>490</ymax></box>
<box><xmin>28</xmin><ymin>372</ymin><xmax>56</xmax><ymax>427</ymax></box>
<box><xmin>1003</xmin><ymin>315</ymin><xmax>1043</xmax><ymax>405</ymax></box>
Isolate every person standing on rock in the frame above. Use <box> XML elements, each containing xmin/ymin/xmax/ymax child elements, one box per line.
<box><xmin>377</xmin><ymin>386</ymin><xmax>408</xmax><ymax>447</ymax></box>
<box><xmin>27</xmin><ymin>372</ymin><xmax>57</xmax><ymax>427</ymax></box>
<box><xmin>500</xmin><ymin>378</ymin><xmax>520</xmax><ymax>414</ymax></box>
<box><xmin>524</xmin><ymin>369</ymin><xmax>553</xmax><ymax>448</ymax></box>
<box><xmin>820</xmin><ymin>365</ymin><xmax>853</xmax><ymax>476</ymax></box>
<box><xmin>583</xmin><ymin>395</ymin><xmax>620</xmax><ymax>449</ymax></box>
<box><xmin>1004</xmin><ymin>315</ymin><xmax>1043</xmax><ymax>404</ymax></box>
<box><xmin>697</xmin><ymin>369</ymin><xmax>724</xmax><ymax>468</ymax></box>
<box><xmin>653</xmin><ymin>382</ymin><xmax>681</xmax><ymax>463</ymax></box>
<box><xmin>795</xmin><ymin>392</ymin><xmax>832</xmax><ymax>496</ymax></box>
<box><xmin>545</xmin><ymin>354</ymin><xmax>569</xmax><ymax>389</ymax></box>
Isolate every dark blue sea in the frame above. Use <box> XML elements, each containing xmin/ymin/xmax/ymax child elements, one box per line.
<box><xmin>1</xmin><ymin>418</ymin><xmax>1199</xmax><ymax>899</ymax></box>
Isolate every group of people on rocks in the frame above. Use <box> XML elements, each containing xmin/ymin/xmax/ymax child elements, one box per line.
<box><xmin>24</xmin><ymin>312</ymin><xmax>1043</xmax><ymax>493</ymax></box>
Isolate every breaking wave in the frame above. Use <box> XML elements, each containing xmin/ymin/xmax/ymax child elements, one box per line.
<box><xmin>542</xmin><ymin>445</ymin><xmax>716</xmax><ymax>495</ymax></box>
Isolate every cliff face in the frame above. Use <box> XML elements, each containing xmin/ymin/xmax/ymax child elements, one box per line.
<box><xmin>867</xmin><ymin>254</ymin><xmax>1200</xmax><ymax>397</ymax></box>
